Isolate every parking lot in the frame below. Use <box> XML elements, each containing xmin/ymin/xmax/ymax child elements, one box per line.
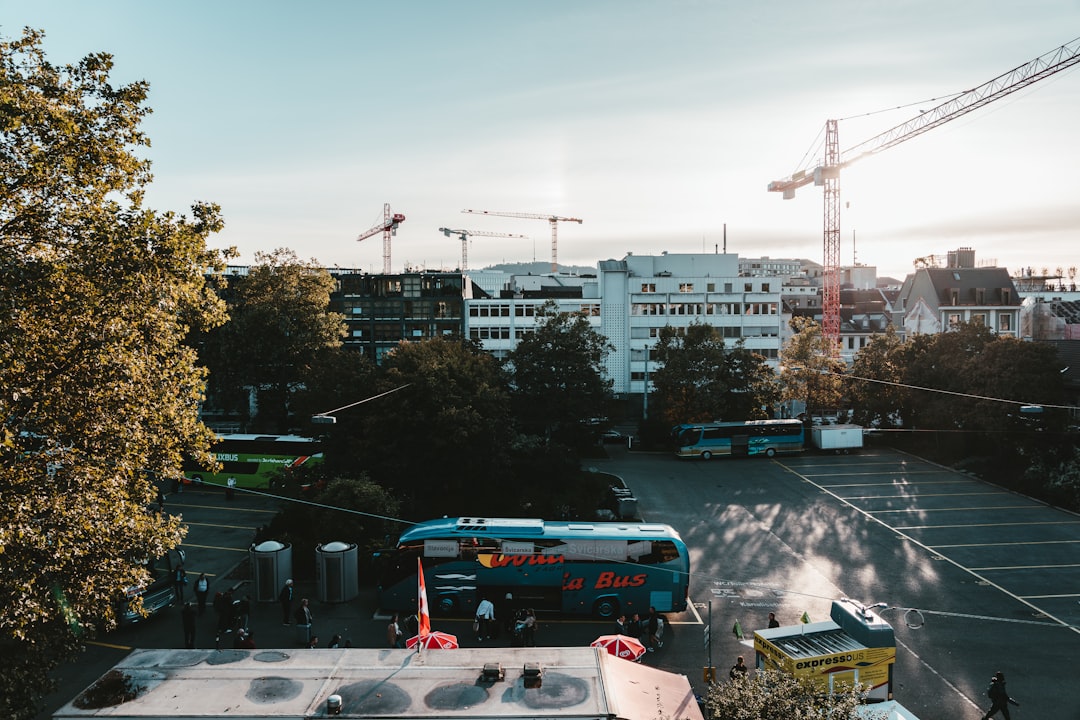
<box><xmin>779</xmin><ymin>451</ymin><xmax>1080</xmax><ymax>631</ymax></box>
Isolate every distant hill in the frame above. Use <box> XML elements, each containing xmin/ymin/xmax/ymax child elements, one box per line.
<box><xmin>478</xmin><ymin>261</ymin><xmax>597</xmax><ymax>276</ymax></box>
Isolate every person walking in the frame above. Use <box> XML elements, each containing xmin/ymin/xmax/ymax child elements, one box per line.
<box><xmin>729</xmin><ymin>655</ymin><xmax>749</xmax><ymax>680</ymax></box>
<box><xmin>767</xmin><ymin>612</ymin><xmax>780</xmax><ymax>628</ymax></box>
<box><xmin>173</xmin><ymin>563</ymin><xmax>188</xmax><ymax>602</ymax></box>
<box><xmin>181</xmin><ymin>602</ymin><xmax>197</xmax><ymax>649</ymax></box>
<box><xmin>615</xmin><ymin>614</ymin><xmax>630</xmax><ymax>636</ymax></box>
<box><xmin>475</xmin><ymin>596</ymin><xmax>495</xmax><ymax>641</ymax></box>
<box><xmin>981</xmin><ymin>671</ymin><xmax>1019</xmax><ymax>720</ymax></box>
<box><xmin>279</xmin><ymin>579</ymin><xmax>294</xmax><ymax>625</ymax></box>
<box><xmin>627</xmin><ymin>612</ymin><xmax>642</xmax><ymax>639</ymax></box>
<box><xmin>194</xmin><ymin>573</ymin><xmax>209</xmax><ymax>615</ymax></box>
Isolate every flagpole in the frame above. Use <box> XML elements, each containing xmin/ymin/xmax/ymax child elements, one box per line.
<box><xmin>417</xmin><ymin>557</ymin><xmax>431</xmax><ymax>654</ymax></box>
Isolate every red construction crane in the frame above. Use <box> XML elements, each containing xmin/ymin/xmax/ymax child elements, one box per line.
<box><xmin>768</xmin><ymin>36</ymin><xmax>1080</xmax><ymax>351</ymax></box>
<box><xmin>462</xmin><ymin>209</ymin><xmax>582</xmax><ymax>273</ymax></box>
<box><xmin>356</xmin><ymin>203</ymin><xmax>405</xmax><ymax>274</ymax></box>
<box><xmin>438</xmin><ymin>227</ymin><xmax>528</xmax><ymax>272</ymax></box>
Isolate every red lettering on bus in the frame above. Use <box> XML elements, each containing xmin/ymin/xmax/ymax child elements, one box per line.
<box><xmin>594</xmin><ymin>572</ymin><xmax>648</xmax><ymax>589</ymax></box>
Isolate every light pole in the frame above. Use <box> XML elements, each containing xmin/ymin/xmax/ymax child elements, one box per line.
<box><xmin>642</xmin><ymin>345</ymin><xmax>651</xmax><ymax>421</ymax></box>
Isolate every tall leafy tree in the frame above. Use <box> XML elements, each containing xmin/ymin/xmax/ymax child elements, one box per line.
<box><xmin>362</xmin><ymin>337</ymin><xmax>516</xmax><ymax>519</ymax></box>
<box><xmin>0</xmin><ymin>29</ymin><xmax>226</xmax><ymax>719</ymax></box>
<box><xmin>780</xmin><ymin>317</ymin><xmax>846</xmax><ymax>418</ymax></box>
<box><xmin>201</xmin><ymin>248</ymin><xmax>345</xmax><ymax>432</ymax></box>
<box><xmin>847</xmin><ymin>325</ymin><xmax>908</xmax><ymax>427</ymax></box>
<box><xmin>707</xmin><ymin>669</ymin><xmax>883</xmax><ymax>720</ymax></box>
<box><xmin>507</xmin><ymin>303</ymin><xmax>614</xmax><ymax>448</ymax></box>
<box><xmin>651</xmin><ymin>322</ymin><xmax>779</xmax><ymax>425</ymax></box>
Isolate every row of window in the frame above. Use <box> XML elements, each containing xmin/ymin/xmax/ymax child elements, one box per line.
<box><xmin>639</xmin><ymin>282</ymin><xmax>772</xmax><ymax>293</ymax></box>
<box><xmin>945</xmin><ymin>312</ymin><xmax>1013</xmax><ymax>331</ymax></box>
<box><xmin>468</xmin><ymin>304</ymin><xmax>601</xmax><ymax>318</ymax></box>
<box><xmin>631</xmin><ymin>302</ymin><xmax>779</xmax><ymax>316</ymax></box>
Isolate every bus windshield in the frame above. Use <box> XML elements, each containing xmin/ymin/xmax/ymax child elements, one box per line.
<box><xmin>675</xmin><ymin>419</ymin><xmax>805</xmax><ymax>460</ymax></box>
<box><xmin>374</xmin><ymin>517</ymin><xmax>690</xmax><ymax>620</ymax></box>
<box><xmin>183</xmin><ymin>434</ymin><xmax>323</xmax><ymax>489</ymax></box>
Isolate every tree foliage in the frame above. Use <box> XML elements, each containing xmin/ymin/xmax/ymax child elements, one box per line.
<box><xmin>652</xmin><ymin>322</ymin><xmax>780</xmax><ymax>425</ymax></box>
<box><xmin>0</xmin><ymin>29</ymin><xmax>226</xmax><ymax>719</ymax></box>
<box><xmin>199</xmin><ymin>248</ymin><xmax>345</xmax><ymax>432</ymax></box>
<box><xmin>706</xmin><ymin>670</ymin><xmax>885</xmax><ymax>720</ymax></box>
<box><xmin>780</xmin><ymin>317</ymin><xmax>845</xmax><ymax>416</ymax></box>
<box><xmin>847</xmin><ymin>325</ymin><xmax>907</xmax><ymax>428</ymax></box>
<box><xmin>360</xmin><ymin>337</ymin><xmax>516</xmax><ymax>519</ymax></box>
<box><xmin>507</xmin><ymin>304</ymin><xmax>614</xmax><ymax>448</ymax></box>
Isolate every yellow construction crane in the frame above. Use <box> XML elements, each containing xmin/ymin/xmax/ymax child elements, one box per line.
<box><xmin>438</xmin><ymin>228</ymin><xmax>528</xmax><ymax>272</ymax></box>
<box><xmin>356</xmin><ymin>203</ymin><xmax>404</xmax><ymax>274</ymax></box>
<box><xmin>462</xmin><ymin>209</ymin><xmax>582</xmax><ymax>273</ymax></box>
<box><xmin>768</xmin><ymin>36</ymin><xmax>1080</xmax><ymax>350</ymax></box>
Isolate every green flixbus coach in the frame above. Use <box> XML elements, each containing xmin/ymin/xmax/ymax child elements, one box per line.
<box><xmin>184</xmin><ymin>434</ymin><xmax>323</xmax><ymax>489</ymax></box>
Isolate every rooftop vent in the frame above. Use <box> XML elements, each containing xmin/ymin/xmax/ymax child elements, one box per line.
<box><xmin>523</xmin><ymin>662</ymin><xmax>543</xmax><ymax>689</ymax></box>
<box><xmin>481</xmin><ymin>663</ymin><xmax>504</xmax><ymax>683</ymax></box>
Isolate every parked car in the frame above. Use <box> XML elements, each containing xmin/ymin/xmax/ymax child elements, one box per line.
<box><xmin>600</xmin><ymin>429</ymin><xmax>624</xmax><ymax>443</ymax></box>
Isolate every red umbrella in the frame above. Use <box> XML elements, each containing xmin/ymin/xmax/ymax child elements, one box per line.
<box><xmin>406</xmin><ymin>630</ymin><xmax>459</xmax><ymax>650</ymax></box>
<box><xmin>590</xmin><ymin>634</ymin><xmax>646</xmax><ymax>661</ymax></box>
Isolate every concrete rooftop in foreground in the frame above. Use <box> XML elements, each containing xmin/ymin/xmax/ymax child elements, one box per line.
<box><xmin>53</xmin><ymin>646</ymin><xmax>703</xmax><ymax>720</ymax></box>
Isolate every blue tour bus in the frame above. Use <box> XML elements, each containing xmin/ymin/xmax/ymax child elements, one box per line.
<box><xmin>374</xmin><ymin>517</ymin><xmax>690</xmax><ymax>619</ymax></box>
<box><xmin>674</xmin><ymin>418</ymin><xmax>805</xmax><ymax>460</ymax></box>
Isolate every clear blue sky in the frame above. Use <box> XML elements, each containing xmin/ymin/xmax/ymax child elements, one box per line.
<box><xmin>4</xmin><ymin>1</ymin><xmax>1079</xmax><ymax>281</ymax></box>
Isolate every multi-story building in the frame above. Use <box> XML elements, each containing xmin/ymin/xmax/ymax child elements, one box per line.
<box><xmin>464</xmin><ymin>252</ymin><xmax>787</xmax><ymax>396</ymax></box>
<box><xmin>893</xmin><ymin>250</ymin><xmax>1021</xmax><ymax>339</ymax></box>
<box><xmin>331</xmin><ymin>271</ymin><xmax>481</xmax><ymax>362</ymax></box>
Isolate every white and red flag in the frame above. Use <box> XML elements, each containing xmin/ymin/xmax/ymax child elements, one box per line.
<box><xmin>417</xmin><ymin>557</ymin><xmax>431</xmax><ymax>640</ymax></box>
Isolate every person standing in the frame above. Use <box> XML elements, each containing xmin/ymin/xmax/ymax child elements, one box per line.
<box><xmin>767</xmin><ymin>612</ymin><xmax>780</xmax><ymax>628</ymax></box>
<box><xmin>173</xmin><ymin>563</ymin><xmax>188</xmax><ymax>602</ymax></box>
<box><xmin>522</xmin><ymin>608</ymin><xmax>537</xmax><ymax>647</ymax></box>
<box><xmin>475</xmin><ymin>596</ymin><xmax>495</xmax><ymax>641</ymax></box>
<box><xmin>295</xmin><ymin>597</ymin><xmax>313</xmax><ymax>645</ymax></box>
<box><xmin>387</xmin><ymin>614</ymin><xmax>404</xmax><ymax>648</ymax></box>
<box><xmin>279</xmin><ymin>579</ymin><xmax>294</xmax><ymax>625</ymax></box>
<box><xmin>194</xmin><ymin>574</ymin><xmax>209</xmax><ymax>615</ymax></box>
<box><xmin>225</xmin><ymin>476</ymin><xmax>236</xmax><ymax>500</ymax></box>
<box><xmin>615</xmin><ymin>614</ymin><xmax>629</xmax><ymax>636</ymax></box>
<box><xmin>981</xmin><ymin>671</ymin><xmax>1019</xmax><ymax>720</ymax></box>
<box><xmin>627</xmin><ymin>613</ymin><xmax>642</xmax><ymax>639</ymax></box>
<box><xmin>645</xmin><ymin>607</ymin><xmax>662</xmax><ymax>652</ymax></box>
<box><xmin>729</xmin><ymin>655</ymin><xmax>749</xmax><ymax>680</ymax></box>
<box><xmin>181</xmin><ymin>602</ymin><xmax>197</xmax><ymax>649</ymax></box>
<box><xmin>236</xmin><ymin>594</ymin><xmax>251</xmax><ymax>631</ymax></box>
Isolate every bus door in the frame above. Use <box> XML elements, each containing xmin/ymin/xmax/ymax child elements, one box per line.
<box><xmin>731</xmin><ymin>433</ymin><xmax>750</xmax><ymax>456</ymax></box>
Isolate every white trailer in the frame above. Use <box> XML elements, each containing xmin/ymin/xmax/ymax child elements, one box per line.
<box><xmin>811</xmin><ymin>424</ymin><xmax>863</xmax><ymax>453</ymax></box>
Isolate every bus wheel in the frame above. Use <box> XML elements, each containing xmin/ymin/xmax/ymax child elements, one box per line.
<box><xmin>593</xmin><ymin>598</ymin><xmax>619</xmax><ymax>619</ymax></box>
<box><xmin>437</xmin><ymin>596</ymin><xmax>456</xmax><ymax>615</ymax></box>
<box><xmin>765</xmin><ymin>448</ymin><xmax>776</xmax><ymax>458</ymax></box>
<box><xmin>701</xmin><ymin>451</ymin><xmax>712</xmax><ymax>461</ymax></box>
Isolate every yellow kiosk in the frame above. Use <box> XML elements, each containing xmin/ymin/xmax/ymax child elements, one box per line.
<box><xmin>753</xmin><ymin>598</ymin><xmax>897</xmax><ymax>701</ymax></box>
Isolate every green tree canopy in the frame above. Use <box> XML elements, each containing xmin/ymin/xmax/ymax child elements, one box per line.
<box><xmin>847</xmin><ymin>325</ymin><xmax>908</xmax><ymax>428</ymax></box>
<box><xmin>780</xmin><ymin>317</ymin><xmax>846</xmax><ymax>417</ymax></box>
<box><xmin>0</xmin><ymin>29</ymin><xmax>226</xmax><ymax>719</ymax></box>
<box><xmin>506</xmin><ymin>304</ymin><xmax>614</xmax><ymax>448</ymax></box>
<box><xmin>707</xmin><ymin>669</ymin><xmax>885</xmax><ymax>720</ymax></box>
<box><xmin>652</xmin><ymin>322</ymin><xmax>780</xmax><ymax>425</ymax></box>
<box><xmin>200</xmin><ymin>248</ymin><xmax>345</xmax><ymax>432</ymax></box>
<box><xmin>362</xmin><ymin>337</ymin><xmax>516</xmax><ymax>519</ymax></box>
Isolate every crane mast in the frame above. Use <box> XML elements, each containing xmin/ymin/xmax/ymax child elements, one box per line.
<box><xmin>438</xmin><ymin>227</ymin><xmax>528</xmax><ymax>271</ymax></box>
<box><xmin>356</xmin><ymin>203</ymin><xmax>404</xmax><ymax>274</ymax></box>
<box><xmin>462</xmin><ymin>209</ymin><xmax>582</xmax><ymax>273</ymax></box>
<box><xmin>768</xmin><ymin>36</ymin><xmax>1080</xmax><ymax>351</ymax></box>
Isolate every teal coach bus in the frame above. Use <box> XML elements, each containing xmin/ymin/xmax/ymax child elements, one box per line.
<box><xmin>374</xmin><ymin>517</ymin><xmax>690</xmax><ymax>619</ymax></box>
<box><xmin>674</xmin><ymin>418</ymin><xmax>805</xmax><ymax>460</ymax></box>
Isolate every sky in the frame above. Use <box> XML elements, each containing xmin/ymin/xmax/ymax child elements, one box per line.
<box><xmin>4</xmin><ymin>1</ymin><xmax>1080</xmax><ymax>282</ymax></box>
